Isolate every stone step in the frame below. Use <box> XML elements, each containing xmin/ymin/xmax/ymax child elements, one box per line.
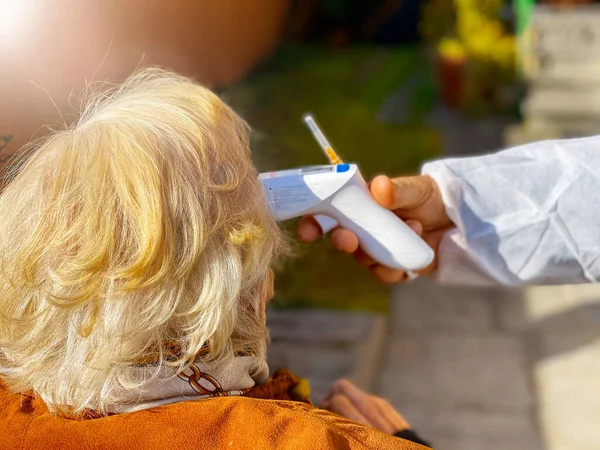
<box><xmin>266</xmin><ymin>308</ymin><xmax>387</xmax><ymax>402</ymax></box>
<box><xmin>528</xmin><ymin>60</ymin><xmax>600</xmax><ymax>86</ymax></box>
<box><xmin>523</xmin><ymin>89</ymin><xmax>600</xmax><ymax>118</ymax></box>
<box><xmin>530</xmin><ymin>5</ymin><xmax>600</xmax><ymax>57</ymax></box>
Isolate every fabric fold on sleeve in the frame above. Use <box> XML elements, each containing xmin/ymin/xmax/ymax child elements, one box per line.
<box><xmin>421</xmin><ymin>136</ymin><xmax>600</xmax><ymax>286</ymax></box>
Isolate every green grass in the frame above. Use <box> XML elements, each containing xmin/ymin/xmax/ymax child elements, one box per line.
<box><xmin>223</xmin><ymin>45</ymin><xmax>440</xmax><ymax>313</ymax></box>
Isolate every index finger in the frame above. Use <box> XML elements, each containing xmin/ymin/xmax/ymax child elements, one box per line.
<box><xmin>297</xmin><ymin>216</ymin><xmax>323</xmax><ymax>242</ymax></box>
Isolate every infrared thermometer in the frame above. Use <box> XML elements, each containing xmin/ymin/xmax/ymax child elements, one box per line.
<box><xmin>259</xmin><ymin>163</ymin><xmax>434</xmax><ymax>271</ymax></box>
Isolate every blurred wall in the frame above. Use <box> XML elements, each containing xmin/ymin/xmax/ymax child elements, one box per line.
<box><xmin>0</xmin><ymin>0</ymin><xmax>291</xmax><ymax>155</ymax></box>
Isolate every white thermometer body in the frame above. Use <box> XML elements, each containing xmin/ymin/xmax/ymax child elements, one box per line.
<box><xmin>259</xmin><ymin>163</ymin><xmax>434</xmax><ymax>271</ymax></box>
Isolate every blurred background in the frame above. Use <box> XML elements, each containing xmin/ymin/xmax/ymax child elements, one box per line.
<box><xmin>1</xmin><ymin>1</ymin><xmax>600</xmax><ymax>449</ymax></box>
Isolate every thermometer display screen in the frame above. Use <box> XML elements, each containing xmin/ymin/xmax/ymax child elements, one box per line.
<box><xmin>258</xmin><ymin>164</ymin><xmax>351</xmax><ymax>180</ymax></box>
<box><xmin>299</xmin><ymin>165</ymin><xmax>335</xmax><ymax>174</ymax></box>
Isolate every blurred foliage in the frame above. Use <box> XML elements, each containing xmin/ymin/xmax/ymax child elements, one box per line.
<box><xmin>222</xmin><ymin>45</ymin><xmax>440</xmax><ymax>312</ymax></box>
<box><xmin>455</xmin><ymin>0</ymin><xmax>515</xmax><ymax>74</ymax></box>
<box><xmin>419</xmin><ymin>0</ymin><xmax>456</xmax><ymax>44</ymax></box>
<box><xmin>437</xmin><ymin>37</ymin><xmax>467</xmax><ymax>62</ymax></box>
<box><xmin>420</xmin><ymin>0</ymin><xmax>518</xmax><ymax>115</ymax></box>
<box><xmin>286</xmin><ymin>0</ymin><xmax>423</xmax><ymax>44</ymax></box>
<box><xmin>321</xmin><ymin>0</ymin><xmax>351</xmax><ymax>20</ymax></box>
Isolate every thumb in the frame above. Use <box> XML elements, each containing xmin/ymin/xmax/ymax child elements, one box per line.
<box><xmin>371</xmin><ymin>175</ymin><xmax>432</xmax><ymax>211</ymax></box>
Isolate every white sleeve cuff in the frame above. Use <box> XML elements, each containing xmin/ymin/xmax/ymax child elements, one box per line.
<box><xmin>435</xmin><ymin>228</ymin><xmax>498</xmax><ymax>286</ymax></box>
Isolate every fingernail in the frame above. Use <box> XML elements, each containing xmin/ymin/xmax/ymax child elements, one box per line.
<box><xmin>406</xmin><ymin>271</ymin><xmax>419</xmax><ymax>281</ymax></box>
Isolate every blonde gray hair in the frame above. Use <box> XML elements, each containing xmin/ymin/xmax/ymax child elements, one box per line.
<box><xmin>0</xmin><ymin>68</ymin><xmax>285</xmax><ymax>416</ymax></box>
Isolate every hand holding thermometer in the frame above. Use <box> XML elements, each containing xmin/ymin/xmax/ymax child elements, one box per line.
<box><xmin>258</xmin><ymin>115</ymin><xmax>434</xmax><ymax>272</ymax></box>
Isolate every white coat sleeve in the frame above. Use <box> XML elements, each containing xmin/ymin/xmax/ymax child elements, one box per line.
<box><xmin>421</xmin><ymin>136</ymin><xmax>600</xmax><ymax>286</ymax></box>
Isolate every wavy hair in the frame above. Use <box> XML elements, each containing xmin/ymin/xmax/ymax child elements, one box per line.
<box><xmin>0</xmin><ymin>68</ymin><xmax>285</xmax><ymax>415</ymax></box>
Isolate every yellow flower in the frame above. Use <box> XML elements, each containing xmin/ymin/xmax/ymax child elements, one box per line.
<box><xmin>492</xmin><ymin>36</ymin><xmax>516</xmax><ymax>70</ymax></box>
<box><xmin>438</xmin><ymin>37</ymin><xmax>467</xmax><ymax>62</ymax></box>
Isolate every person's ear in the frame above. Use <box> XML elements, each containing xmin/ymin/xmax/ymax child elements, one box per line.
<box><xmin>264</xmin><ymin>268</ymin><xmax>274</xmax><ymax>303</ymax></box>
<box><xmin>257</xmin><ymin>268</ymin><xmax>275</xmax><ymax>324</ymax></box>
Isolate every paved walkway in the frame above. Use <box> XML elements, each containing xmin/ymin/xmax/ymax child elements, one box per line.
<box><xmin>381</xmin><ymin>281</ymin><xmax>543</xmax><ymax>450</ymax></box>
<box><xmin>267</xmin><ymin>280</ymin><xmax>600</xmax><ymax>449</ymax></box>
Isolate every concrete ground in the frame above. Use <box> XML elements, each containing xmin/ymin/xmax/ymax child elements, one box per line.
<box><xmin>267</xmin><ymin>106</ymin><xmax>600</xmax><ymax>449</ymax></box>
<box><xmin>267</xmin><ymin>281</ymin><xmax>600</xmax><ymax>449</ymax></box>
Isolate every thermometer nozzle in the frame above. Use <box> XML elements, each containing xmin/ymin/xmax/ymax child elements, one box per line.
<box><xmin>303</xmin><ymin>114</ymin><xmax>343</xmax><ymax>165</ymax></box>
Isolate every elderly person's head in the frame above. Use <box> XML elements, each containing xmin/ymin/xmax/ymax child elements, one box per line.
<box><xmin>0</xmin><ymin>68</ymin><xmax>284</xmax><ymax>416</ymax></box>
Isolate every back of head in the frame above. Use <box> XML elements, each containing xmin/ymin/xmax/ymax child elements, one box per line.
<box><xmin>0</xmin><ymin>68</ymin><xmax>284</xmax><ymax>416</ymax></box>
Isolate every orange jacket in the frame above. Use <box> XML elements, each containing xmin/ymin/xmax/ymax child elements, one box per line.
<box><xmin>0</xmin><ymin>370</ymin><xmax>428</xmax><ymax>450</ymax></box>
